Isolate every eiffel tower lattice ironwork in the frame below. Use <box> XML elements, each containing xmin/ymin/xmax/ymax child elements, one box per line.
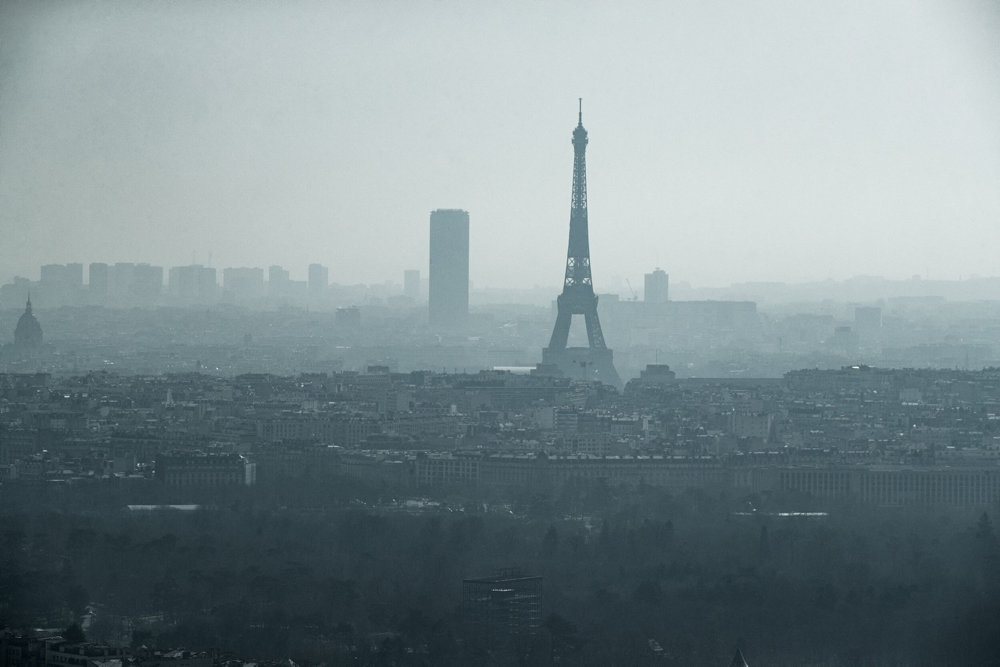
<box><xmin>541</xmin><ymin>101</ymin><xmax>621</xmax><ymax>387</ymax></box>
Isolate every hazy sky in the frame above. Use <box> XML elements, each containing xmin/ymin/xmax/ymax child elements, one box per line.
<box><xmin>2</xmin><ymin>1</ymin><xmax>999</xmax><ymax>289</ymax></box>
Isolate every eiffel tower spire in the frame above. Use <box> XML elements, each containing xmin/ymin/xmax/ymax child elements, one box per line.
<box><xmin>562</xmin><ymin>98</ymin><xmax>595</xmax><ymax>294</ymax></box>
<box><xmin>540</xmin><ymin>101</ymin><xmax>621</xmax><ymax>387</ymax></box>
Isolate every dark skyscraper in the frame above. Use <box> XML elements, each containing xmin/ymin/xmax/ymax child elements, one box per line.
<box><xmin>428</xmin><ymin>209</ymin><xmax>469</xmax><ymax>327</ymax></box>
<box><xmin>541</xmin><ymin>102</ymin><xmax>621</xmax><ymax>387</ymax></box>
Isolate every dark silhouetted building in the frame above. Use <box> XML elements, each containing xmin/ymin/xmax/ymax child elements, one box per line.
<box><xmin>463</xmin><ymin>568</ymin><xmax>542</xmax><ymax>655</ymax></box>
<box><xmin>155</xmin><ymin>451</ymin><xmax>255</xmax><ymax>487</ymax></box>
<box><xmin>13</xmin><ymin>297</ymin><xmax>42</xmax><ymax>348</ymax></box>
<box><xmin>639</xmin><ymin>363</ymin><xmax>676</xmax><ymax>384</ymax></box>
<box><xmin>429</xmin><ymin>209</ymin><xmax>469</xmax><ymax>327</ymax></box>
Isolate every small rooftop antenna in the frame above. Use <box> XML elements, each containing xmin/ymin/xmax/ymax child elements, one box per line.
<box><xmin>578</xmin><ymin>98</ymin><xmax>583</xmax><ymax>124</ymax></box>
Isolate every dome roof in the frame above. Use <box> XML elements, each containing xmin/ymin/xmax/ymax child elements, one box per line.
<box><xmin>14</xmin><ymin>298</ymin><xmax>42</xmax><ymax>348</ymax></box>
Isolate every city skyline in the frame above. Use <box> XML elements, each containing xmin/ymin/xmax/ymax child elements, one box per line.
<box><xmin>2</xmin><ymin>2</ymin><xmax>999</xmax><ymax>289</ymax></box>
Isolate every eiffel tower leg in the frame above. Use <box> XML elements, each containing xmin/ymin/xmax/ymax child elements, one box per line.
<box><xmin>548</xmin><ymin>309</ymin><xmax>572</xmax><ymax>350</ymax></box>
<box><xmin>583</xmin><ymin>310</ymin><xmax>606</xmax><ymax>350</ymax></box>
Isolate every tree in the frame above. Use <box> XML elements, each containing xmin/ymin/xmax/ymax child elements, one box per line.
<box><xmin>63</xmin><ymin>623</ymin><xmax>86</xmax><ymax>643</ymax></box>
<box><xmin>544</xmin><ymin>613</ymin><xmax>582</xmax><ymax>662</ymax></box>
<box><xmin>542</xmin><ymin>525</ymin><xmax>559</xmax><ymax>558</ymax></box>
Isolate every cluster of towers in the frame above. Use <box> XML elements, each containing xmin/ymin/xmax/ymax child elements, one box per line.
<box><xmin>13</xmin><ymin>102</ymin><xmax>629</xmax><ymax>387</ymax></box>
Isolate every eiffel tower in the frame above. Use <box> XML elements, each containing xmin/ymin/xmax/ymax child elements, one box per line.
<box><xmin>540</xmin><ymin>101</ymin><xmax>621</xmax><ymax>388</ymax></box>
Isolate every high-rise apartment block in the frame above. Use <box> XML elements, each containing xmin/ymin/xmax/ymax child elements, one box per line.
<box><xmin>644</xmin><ymin>268</ymin><xmax>669</xmax><ymax>303</ymax></box>
<box><xmin>89</xmin><ymin>263</ymin><xmax>109</xmax><ymax>301</ymax></box>
<box><xmin>268</xmin><ymin>265</ymin><xmax>290</xmax><ymax>285</ymax></box>
<box><xmin>110</xmin><ymin>263</ymin><xmax>135</xmax><ymax>300</ymax></box>
<box><xmin>463</xmin><ymin>569</ymin><xmax>542</xmax><ymax>655</ymax></box>
<box><xmin>168</xmin><ymin>265</ymin><xmax>217</xmax><ymax>302</ymax></box>
<box><xmin>223</xmin><ymin>267</ymin><xmax>265</xmax><ymax>301</ymax></box>
<box><xmin>65</xmin><ymin>263</ymin><xmax>84</xmax><ymax>288</ymax></box>
<box><xmin>308</xmin><ymin>264</ymin><xmax>329</xmax><ymax>297</ymax></box>
<box><xmin>132</xmin><ymin>263</ymin><xmax>163</xmax><ymax>299</ymax></box>
<box><xmin>428</xmin><ymin>209</ymin><xmax>469</xmax><ymax>326</ymax></box>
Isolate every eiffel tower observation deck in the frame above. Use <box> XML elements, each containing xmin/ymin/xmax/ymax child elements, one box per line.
<box><xmin>539</xmin><ymin>101</ymin><xmax>621</xmax><ymax>388</ymax></box>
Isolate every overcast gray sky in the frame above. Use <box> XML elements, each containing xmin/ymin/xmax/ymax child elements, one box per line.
<box><xmin>2</xmin><ymin>0</ymin><xmax>998</xmax><ymax>289</ymax></box>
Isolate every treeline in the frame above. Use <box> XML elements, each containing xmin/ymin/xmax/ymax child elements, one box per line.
<box><xmin>2</xmin><ymin>477</ymin><xmax>1000</xmax><ymax>665</ymax></box>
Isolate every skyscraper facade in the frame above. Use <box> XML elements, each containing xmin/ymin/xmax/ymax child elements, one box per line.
<box><xmin>428</xmin><ymin>209</ymin><xmax>469</xmax><ymax>326</ymax></box>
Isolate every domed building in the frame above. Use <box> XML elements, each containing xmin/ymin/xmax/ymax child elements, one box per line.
<box><xmin>14</xmin><ymin>297</ymin><xmax>42</xmax><ymax>348</ymax></box>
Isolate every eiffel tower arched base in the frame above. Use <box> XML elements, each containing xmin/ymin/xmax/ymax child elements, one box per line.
<box><xmin>540</xmin><ymin>346</ymin><xmax>622</xmax><ymax>389</ymax></box>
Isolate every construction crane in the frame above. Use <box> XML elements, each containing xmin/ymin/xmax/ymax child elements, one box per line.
<box><xmin>625</xmin><ymin>279</ymin><xmax>638</xmax><ymax>301</ymax></box>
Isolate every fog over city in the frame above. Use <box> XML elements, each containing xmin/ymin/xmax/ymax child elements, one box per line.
<box><xmin>2</xmin><ymin>1</ymin><xmax>999</xmax><ymax>288</ymax></box>
<box><xmin>7</xmin><ymin>3</ymin><xmax>1000</xmax><ymax>665</ymax></box>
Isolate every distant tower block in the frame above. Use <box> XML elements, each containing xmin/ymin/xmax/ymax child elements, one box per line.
<box><xmin>428</xmin><ymin>209</ymin><xmax>469</xmax><ymax>327</ymax></box>
<box><xmin>168</xmin><ymin>265</ymin><xmax>217</xmax><ymax>302</ymax></box>
<box><xmin>644</xmin><ymin>268</ymin><xmax>669</xmax><ymax>303</ymax></box>
<box><xmin>854</xmin><ymin>305</ymin><xmax>883</xmax><ymax>352</ymax></box>
<box><xmin>308</xmin><ymin>263</ymin><xmax>329</xmax><ymax>297</ymax></box>
<box><xmin>541</xmin><ymin>101</ymin><xmax>621</xmax><ymax>388</ymax></box>
<box><xmin>404</xmin><ymin>269</ymin><xmax>421</xmax><ymax>300</ymax></box>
